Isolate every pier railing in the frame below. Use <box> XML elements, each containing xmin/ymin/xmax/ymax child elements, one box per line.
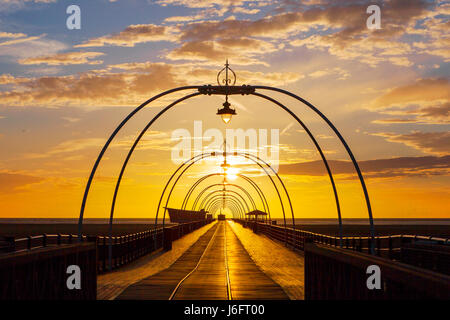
<box><xmin>96</xmin><ymin>220</ymin><xmax>210</xmax><ymax>272</ymax></box>
<box><xmin>0</xmin><ymin>219</ymin><xmax>213</xmax><ymax>274</ymax></box>
<box><xmin>304</xmin><ymin>243</ymin><xmax>450</xmax><ymax>300</ymax></box>
<box><xmin>0</xmin><ymin>242</ymin><xmax>97</xmax><ymax>300</ymax></box>
<box><xmin>233</xmin><ymin>219</ymin><xmax>450</xmax><ymax>274</ymax></box>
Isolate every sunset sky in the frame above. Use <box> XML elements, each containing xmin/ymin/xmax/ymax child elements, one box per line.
<box><xmin>0</xmin><ymin>0</ymin><xmax>448</xmax><ymax>221</ymax></box>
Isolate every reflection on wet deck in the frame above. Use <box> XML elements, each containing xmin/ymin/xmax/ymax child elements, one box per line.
<box><xmin>116</xmin><ymin>221</ymin><xmax>289</xmax><ymax>300</ymax></box>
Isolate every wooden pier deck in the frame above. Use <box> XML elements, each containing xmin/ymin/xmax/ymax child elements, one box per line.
<box><xmin>116</xmin><ymin>221</ymin><xmax>289</xmax><ymax>300</ymax></box>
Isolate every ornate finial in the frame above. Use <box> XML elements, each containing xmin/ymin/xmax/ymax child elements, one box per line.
<box><xmin>217</xmin><ymin>59</ymin><xmax>236</xmax><ymax>87</ymax></box>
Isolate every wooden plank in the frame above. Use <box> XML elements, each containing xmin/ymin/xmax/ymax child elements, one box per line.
<box><xmin>116</xmin><ymin>224</ymin><xmax>219</xmax><ymax>300</ymax></box>
<box><xmin>116</xmin><ymin>221</ymin><xmax>289</xmax><ymax>300</ymax></box>
<box><xmin>225</xmin><ymin>222</ymin><xmax>289</xmax><ymax>300</ymax></box>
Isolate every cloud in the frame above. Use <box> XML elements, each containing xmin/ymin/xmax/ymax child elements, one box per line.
<box><xmin>166</xmin><ymin>38</ymin><xmax>277</xmax><ymax>65</ymax></box>
<box><xmin>25</xmin><ymin>138</ymin><xmax>105</xmax><ymax>159</ymax></box>
<box><xmin>279</xmin><ymin>155</ymin><xmax>450</xmax><ymax>179</ymax></box>
<box><xmin>70</xmin><ymin>0</ymin><xmax>441</xmax><ymax>68</ymax></box>
<box><xmin>75</xmin><ymin>24</ymin><xmax>175</xmax><ymax>48</ymax></box>
<box><xmin>373</xmin><ymin>131</ymin><xmax>450</xmax><ymax>155</ymax></box>
<box><xmin>19</xmin><ymin>51</ymin><xmax>105</xmax><ymax>66</ymax></box>
<box><xmin>290</xmin><ymin>0</ymin><xmax>432</xmax><ymax>66</ymax></box>
<box><xmin>0</xmin><ymin>171</ymin><xmax>44</xmax><ymax>193</ymax></box>
<box><xmin>0</xmin><ymin>0</ymin><xmax>57</xmax><ymax>12</ymax></box>
<box><xmin>0</xmin><ymin>74</ymin><xmax>31</xmax><ymax>85</ymax></box>
<box><xmin>373</xmin><ymin>78</ymin><xmax>450</xmax><ymax>109</ymax></box>
<box><xmin>0</xmin><ymin>31</ymin><xmax>27</xmax><ymax>39</ymax></box>
<box><xmin>308</xmin><ymin>67</ymin><xmax>350</xmax><ymax>80</ymax></box>
<box><xmin>371</xmin><ymin>78</ymin><xmax>450</xmax><ymax>124</ymax></box>
<box><xmin>0</xmin><ymin>62</ymin><xmax>301</xmax><ymax>107</ymax></box>
<box><xmin>0</xmin><ymin>34</ymin><xmax>45</xmax><ymax>47</ymax></box>
<box><xmin>0</xmin><ymin>36</ymin><xmax>67</xmax><ymax>59</ymax></box>
<box><xmin>156</xmin><ymin>0</ymin><xmax>254</xmax><ymax>9</ymax></box>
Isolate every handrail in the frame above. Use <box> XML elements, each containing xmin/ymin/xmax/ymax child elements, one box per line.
<box><xmin>233</xmin><ymin>219</ymin><xmax>450</xmax><ymax>257</ymax></box>
<box><xmin>0</xmin><ymin>220</ymin><xmax>213</xmax><ymax>273</ymax></box>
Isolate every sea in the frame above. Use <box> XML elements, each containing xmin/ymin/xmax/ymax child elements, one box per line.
<box><xmin>0</xmin><ymin>218</ymin><xmax>449</xmax><ymax>225</ymax></box>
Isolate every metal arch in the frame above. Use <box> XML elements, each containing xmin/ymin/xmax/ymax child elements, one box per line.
<box><xmin>208</xmin><ymin>198</ymin><xmax>242</xmax><ymax>218</ymax></box>
<box><xmin>235</xmin><ymin>153</ymin><xmax>288</xmax><ymax>231</ymax></box>
<box><xmin>250</xmin><ymin>92</ymin><xmax>343</xmax><ymax>246</ymax></box>
<box><xmin>200</xmin><ymin>189</ymin><xmax>252</xmax><ymax>213</ymax></box>
<box><xmin>213</xmin><ymin>202</ymin><xmax>240</xmax><ymax>219</ymax></box>
<box><xmin>108</xmin><ymin>92</ymin><xmax>202</xmax><ymax>231</ymax></box>
<box><xmin>192</xmin><ymin>183</ymin><xmax>257</xmax><ymax>212</ymax></box>
<box><xmin>206</xmin><ymin>196</ymin><xmax>245</xmax><ymax>219</ymax></box>
<box><xmin>107</xmin><ymin>92</ymin><xmax>202</xmax><ymax>268</ymax></box>
<box><xmin>156</xmin><ymin>153</ymin><xmax>210</xmax><ymax>228</ymax></box>
<box><xmin>181</xmin><ymin>173</ymin><xmax>270</xmax><ymax>219</ymax></box>
<box><xmin>206</xmin><ymin>196</ymin><xmax>246</xmax><ymax>218</ymax></box>
<box><xmin>78</xmin><ymin>85</ymin><xmax>201</xmax><ymax>237</ymax></box>
<box><xmin>209</xmin><ymin>202</ymin><xmax>236</xmax><ymax>219</ymax></box>
<box><xmin>182</xmin><ymin>173</ymin><xmax>270</xmax><ymax>219</ymax></box>
<box><xmin>252</xmin><ymin>86</ymin><xmax>374</xmax><ymax>253</ymax></box>
<box><xmin>158</xmin><ymin>152</ymin><xmax>288</xmax><ymax>231</ymax></box>
<box><xmin>222</xmin><ymin>202</ymin><xmax>241</xmax><ymax>219</ymax></box>
<box><xmin>203</xmin><ymin>194</ymin><xmax>247</xmax><ymax>215</ymax></box>
<box><xmin>78</xmin><ymin>82</ymin><xmax>374</xmax><ymax>253</ymax></box>
<box><xmin>198</xmin><ymin>187</ymin><xmax>254</xmax><ymax>215</ymax></box>
<box><xmin>203</xmin><ymin>195</ymin><xmax>248</xmax><ymax>218</ymax></box>
<box><xmin>208</xmin><ymin>199</ymin><xmax>242</xmax><ymax>218</ymax></box>
<box><xmin>98</xmin><ymin>90</ymin><xmax>328</xmax><ymax>244</ymax></box>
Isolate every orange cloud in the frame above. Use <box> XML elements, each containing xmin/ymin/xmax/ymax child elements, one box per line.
<box><xmin>373</xmin><ymin>131</ymin><xmax>450</xmax><ymax>156</ymax></box>
<box><xmin>0</xmin><ymin>62</ymin><xmax>301</xmax><ymax>107</ymax></box>
<box><xmin>166</xmin><ymin>38</ymin><xmax>276</xmax><ymax>65</ymax></box>
<box><xmin>0</xmin><ymin>171</ymin><xmax>44</xmax><ymax>193</ymax></box>
<box><xmin>370</xmin><ymin>78</ymin><xmax>450</xmax><ymax>124</ymax></box>
<box><xmin>373</xmin><ymin>78</ymin><xmax>450</xmax><ymax>109</ymax></box>
<box><xmin>279</xmin><ymin>155</ymin><xmax>450</xmax><ymax>179</ymax></box>
<box><xmin>19</xmin><ymin>51</ymin><xmax>105</xmax><ymax>65</ymax></box>
<box><xmin>75</xmin><ymin>24</ymin><xmax>175</xmax><ymax>48</ymax></box>
<box><xmin>0</xmin><ymin>31</ymin><xmax>27</xmax><ymax>39</ymax></box>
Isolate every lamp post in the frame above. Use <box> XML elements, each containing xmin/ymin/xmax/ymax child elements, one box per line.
<box><xmin>217</xmin><ymin>97</ymin><xmax>236</xmax><ymax>124</ymax></box>
<box><xmin>217</xmin><ymin>59</ymin><xmax>237</xmax><ymax>124</ymax></box>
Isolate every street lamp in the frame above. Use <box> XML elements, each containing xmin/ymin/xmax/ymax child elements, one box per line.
<box><xmin>217</xmin><ymin>99</ymin><xmax>236</xmax><ymax>124</ymax></box>
<box><xmin>216</xmin><ymin>59</ymin><xmax>237</xmax><ymax>124</ymax></box>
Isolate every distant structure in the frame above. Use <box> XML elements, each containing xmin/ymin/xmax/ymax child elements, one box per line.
<box><xmin>166</xmin><ymin>207</ymin><xmax>207</xmax><ymax>223</ymax></box>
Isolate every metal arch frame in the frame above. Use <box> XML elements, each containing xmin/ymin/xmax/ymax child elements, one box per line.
<box><xmin>252</xmin><ymin>85</ymin><xmax>374</xmax><ymax>253</ymax></box>
<box><xmin>192</xmin><ymin>183</ymin><xmax>257</xmax><ymax>212</ymax></box>
<box><xmin>78</xmin><ymin>86</ymin><xmax>200</xmax><ymax>237</ymax></box>
<box><xmin>204</xmin><ymin>194</ymin><xmax>246</xmax><ymax>214</ymax></box>
<box><xmin>78</xmin><ymin>84</ymin><xmax>374</xmax><ymax>254</ymax></box>
<box><xmin>250</xmin><ymin>92</ymin><xmax>343</xmax><ymax>246</ymax></box>
<box><xmin>238</xmin><ymin>152</ymin><xmax>294</xmax><ymax>232</ymax></box>
<box><xmin>201</xmin><ymin>191</ymin><xmax>251</xmax><ymax>215</ymax></box>
<box><xmin>206</xmin><ymin>196</ymin><xmax>245</xmax><ymax>219</ymax></box>
<box><xmin>220</xmin><ymin>202</ymin><xmax>241</xmax><ymax>219</ymax></box>
<box><xmin>209</xmin><ymin>202</ymin><xmax>237</xmax><ymax>219</ymax></box>
<box><xmin>211</xmin><ymin>202</ymin><xmax>240</xmax><ymax>219</ymax></box>
<box><xmin>156</xmin><ymin>152</ymin><xmax>289</xmax><ymax>231</ymax></box>
<box><xmin>208</xmin><ymin>198</ymin><xmax>243</xmax><ymax>218</ymax></box>
<box><xmin>200</xmin><ymin>190</ymin><xmax>252</xmax><ymax>213</ymax></box>
<box><xmin>186</xmin><ymin>173</ymin><xmax>270</xmax><ymax>219</ymax></box>
<box><xmin>207</xmin><ymin>196</ymin><xmax>245</xmax><ymax>219</ymax></box>
<box><xmin>181</xmin><ymin>173</ymin><xmax>270</xmax><ymax>219</ymax></box>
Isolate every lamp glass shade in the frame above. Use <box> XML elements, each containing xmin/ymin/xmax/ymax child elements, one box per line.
<box><xmin>221</xmin><ymin>113</ymin><xmax>232</xmax><ymax>124</ymax></box>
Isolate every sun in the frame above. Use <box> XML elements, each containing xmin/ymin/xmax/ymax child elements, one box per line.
<box><xmin>225</xmin><ymin>167</ymin><xmax>240</xmax><ymax>181</ymax></box>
